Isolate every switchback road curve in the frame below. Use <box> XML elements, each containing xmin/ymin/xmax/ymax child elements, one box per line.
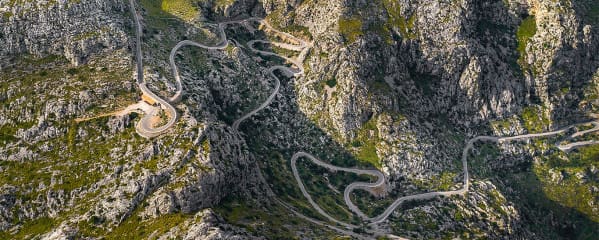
<box><xmin>291</xmin><ymin>121</ymin><xmax>599</xmax><ymax>226</ymax></box>
<box><xmin>128</xmin><ymin>0</ymin><xmax>311</xmax><ymax>137</ymax></box>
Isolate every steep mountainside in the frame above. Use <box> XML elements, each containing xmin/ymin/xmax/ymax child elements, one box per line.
<box><xmin>1</xmin><ymin>0</ymin><xmax>599</xmax><ymax>239</ymax></box>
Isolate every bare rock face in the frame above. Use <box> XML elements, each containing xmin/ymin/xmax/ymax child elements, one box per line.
<box><xmin>107</xmin><ymin>114</ymin><xmax>131</xmax><ymax>134</ymax></box>
<box><xmin>142</xmin><ymin>124</ymin><xmax>264</xmax><ymax>218</ymax></box>
<box><xmin>40</xmin><ymin>223</ymin><xmax>77</xmax><ymax>240</ymax></box>
<box><xmin>0</xmin><ymin>0</ymin><xmax>129</xmax><ymax>65</ymax></box>
<box><xmin>173</xmin><ymin>125</ymin><xmax>262</xmax><ymax>213</ymax></box>
<box><xmin>0</xmin><ymin>186</ymin><xmax>16</xmax><ymax>231</ymax></box>
<box><xmin>197</xmin><ymin>0</ymin><xmax>264</xmax><ymax>20</ymax></box>
<box><xmin>265</xmin><ymin>0</ymin><xmax>599</xmax><ymax>179</ymax></box>
<box><xmin>288</xmin><ymin>0</ymin><xmax>597</xmax><ymax>126</ymax></box>
<box><xmin>2</xmin><ymin>0</ymin><xmax>599</xmax><ymax>239</ymax></box>
<box><xmin>179</xmin><ymin>209</ymin><xmax>264</xmax><ymax>240</ymax></box>
<box><xmin>523</xmin><ymin>0</ymin><xmax>599</xmax><ymax>121</ymax></box>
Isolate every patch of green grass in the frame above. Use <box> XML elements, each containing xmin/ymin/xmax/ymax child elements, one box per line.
<box><xmin>568</xmin><ymin>144</ymin><xmax>599</xmax><ymax>168</ymax></box>
<box><xmin>356</xmin><ymin>140</ymin><xmax>380</xmax><ymax>168</ymax></box>
<box><xmin>140</xmin><ymin>0</ymin><xmax>171</xmax><ymax>18</ymax></box>
<box><xmin>160</xmin><ymin>0</ymin><xmax>198</xmax><ymax>21</ymax></box>
<box><xmin>397</xmin><ymin>13</ymin><xmax>416</xmax><ymax>39</ymax></box>
<box><xmin>491</xmin><ymin>119</ymin><xmax>512</xmax><ymax>131</ymax></box>
<box><xmin>488</xmin><ymin>189</ymin><xmax>508</xmax><ymax>216</ymax></box>
<box><xmin>270</xmin><ymin>44</ymin><xmax>299</xmax><ymax>59</ymax></box>
<box><xmin>412</xmin><ymin>171</ymin><xmax>458</xmax><ymax>191</ymax></box>
<box><xmin>139</xmin><ymin>0</ymin><xmax>193</xmax><ymax>29</ymax></box>
<box><xmin>438</xmin><ymin>172</ymin><xmax>457</xmax><ymax>190</ymax></box>
<box><xmin>338</xmin><ymin>16</ymin><xmax>363</xmax><ymax>44</ymax></box>
<box><xmin>215</xmin><ymin>197</ymin><xmax>332</xmax><ymax>239</ymax></box>
<box><xmin>350</xmin><ymin>116</ymin><xmax>382</xmax><ymax>168</ymax></box>
<box><xmin>72</xmin><ymin>30</ymin><xmax>101</xmax><ymax>41</ymax></box>
<box><xmin>201</xmin><ymin>138</ymin><xmax>210</xmax><ymax>153</ymax></box>
<box><xmin>105</xmin><ymin>213</ymin><xmax>189</xmax><ymax>239</ymax></box>
<box><xmin>521</xmin><ymin>106</ymin><xmax>550</xmax><ymax>133</ymax></box>
<box><xmin>516</xmin><ymin>15</ymin><xmax>537</xmax><ymax>69</ymax></box>
<box><xmin>140</xmin><ymin>0</ymin><xmax>198</xmax><ymax>21</ymax></box>
<box><xmin>533</xmin><ymin>147</ymin><xmax>599</xmax><ymax>222</ymax></box>
<box><xmin>3</xmin><ymin>11</ymin><xmax>13</xmax><ymax>21</ymax></box>
<box><xmin>382</xmin><ymin>0</ymin><xmax>416</xmax><ymax>39</ymax></box>
<box><xmin>0</xmin><ymin>121</ymin><xmax>35</xmax><ymax>145</ymax></box>
<box><xmin>0</xmin><ymin>217</ymin><xmax>55</xmax><ymax>239</ymax></box>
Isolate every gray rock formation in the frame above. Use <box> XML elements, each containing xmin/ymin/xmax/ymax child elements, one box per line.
<box><xmin>177</xmin><ymin>209</ymin><xmax>263</xmax><ymax>240</ymax></box>
<box><xmin>0</xmin><ymin>0</ymin><xmax>129</xmax><ymax>66</ymax></box>
<box><xmin>1</xmin><ymin>0</ymin><xmax>599</xmax><ymax>239</ymax></box>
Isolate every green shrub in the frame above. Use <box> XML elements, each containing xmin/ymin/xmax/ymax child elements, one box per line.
<box><xmin>325</xmin><ymin>78</ymin><xmax>337</xmax><ymax>88</ymax></box>
<box><xmin>338</xmin><ymin>16</ymin><xmax>363</xmax><ymax>44</ymax></box>
<box><xmin>351</xmin><ymin>117</ymin><xmax>381</xmax><ymax>168</ymax></box>
<box><xmin>382</xmin><ymin>0</ymin><xmax>416</xmax><ymax>39</ymax></box>
<box><xmin>516</xmin><ymin>15</ymin><xmax>537</xmax><ymax>68</ymax></box>
<box><xmin>521</xmin><ymin>106</ymin><xmax>549</xmax><ymax>133</ymax></box>
<box><xmin>66</xmin><ymin>68</ymin><xmax>79</xmax><ymax>75</ymax></box>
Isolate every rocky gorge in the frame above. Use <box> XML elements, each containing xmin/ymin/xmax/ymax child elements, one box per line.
<box><xmin>1</xmin><ymin>0</ymin><xmax>599</xmax><ymax>239</ymax></box>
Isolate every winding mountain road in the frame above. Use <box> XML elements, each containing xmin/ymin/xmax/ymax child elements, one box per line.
<box><xmin>135</xmin><ymin>83</ymin><xmax>179</xmax><ymax>138</ymax></box>
<box><xmin>128</xmin><ymin>0</ymin><xmax>179</xmax><ymax>138</ymax></box>
<box><xmin>231</xmin><ymin>66</ymin><xmax>283</xmax><ymax>131</ymax></box>
<box><xmin>129</xmin><ymin>0</ymin><xmax>143</xmax><ymax>85</ymax></box>
<box><xmin>168</xmin><ymin>35</ymin><xmax>228</xmax><ymax>103</ymax></box>
<box><xmin>231</xmin><ymin>19</ymin><xmax>311</xmax><ymax>130</ymax></box>
<box><xmin>127</xmin><ymin>0</ymin><xmax>311</xmax><ymax>137</ymax></box>
<box><xmin>127</xmin><ymin>1</ymin><xmax>599</xmax><ymax>238</ymax></box>
<box><xmin>291</xmin><ymin>121</ymin><xmax>599</xmax><ymax>226</ymax></box>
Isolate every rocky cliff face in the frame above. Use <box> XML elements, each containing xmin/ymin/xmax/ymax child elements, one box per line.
<box><xmin>1</xmin><ymin>0</ymin><xmax>599</xmax><ymax>239</ymax></box>
<box><xmin>291</xmin><ymin>0</ymin><xmax>597</xmax><ymax>131</ymax></box>
<box><xmin>0</xmin><ymin>0</ymin><xmax>130</xmax><ymax>66</ymax></box>
<box><xmin>263</xmin><ymin>0</ymin><xmax>598</xmax><ymax>188</ymax></box>
<box><xmin>0</xmin><ymin>0</ymin><xmax>268</xmax><ymax>238</ymax></box>
<box><xmin>257</xmin><ymin>0</ymin><xmax>599</xmax><ymax>238</ymax></box>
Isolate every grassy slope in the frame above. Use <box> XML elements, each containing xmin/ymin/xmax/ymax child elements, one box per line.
<box><xmin>338</xmin><ymin>16</ymin><xmax>363</xmax><ymax>44</ymax></box>
<box><xmin>537</xmin><ymin>144</ymin><xmax>599</xmax><ymax>223</ymax></box>
<box><xmin>141</xmin><ymin>0</ymin><xmax>199</xmax><ymax>22</ymax></box>
<box><xmin>491</xmin><ymin>112</ymin><xmax>599</xmax><ymax>238</ymax></box>
<box><xmin>516</xmin><ymin>15</ymin><xmax>537</xmax><ymax>70</ymax></box>
<box><xmin>0</xmin><ymin>54</ymin><xmax>142</xmax><ymax>238</ymax></box>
